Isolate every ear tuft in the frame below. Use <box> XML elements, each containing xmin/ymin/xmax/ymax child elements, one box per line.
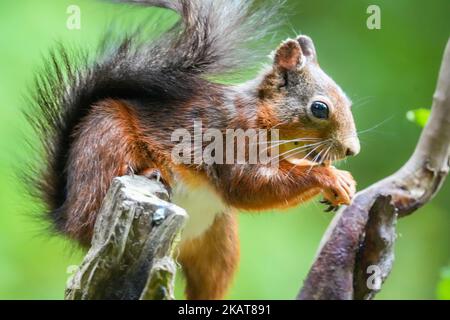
<box><xmin>296</xmin><ymin>35</ymin><xmax>317</xmax><ymax>62</ymax></box>
<box><xmin>274</xmin><ymin>39</ymin><xmax>304</xmax><ymax>71</ymax></box>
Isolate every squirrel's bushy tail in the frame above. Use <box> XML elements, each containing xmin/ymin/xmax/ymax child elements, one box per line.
<box><xmin>116</xmin><ymin>0</ymin><xmax>280</xmax><ymax>76</ymax></box>
<box><xmin>25</xmin><ymin>0</ymin><xmax>280</xmax><ymax>236</ymax></box>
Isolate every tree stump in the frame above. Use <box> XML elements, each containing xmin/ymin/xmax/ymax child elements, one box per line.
<box><xmin>65</xmin><ymin>175</ymin><xmax>187</xmax><ymax>300</ymax></box>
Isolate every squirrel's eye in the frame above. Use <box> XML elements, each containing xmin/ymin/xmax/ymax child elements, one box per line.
<box><xmin>310</xmin><ymin>101</ymin><xmax>329</xmax><ymax>119</ymax></box>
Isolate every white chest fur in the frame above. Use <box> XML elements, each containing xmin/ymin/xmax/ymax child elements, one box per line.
<box><xmin>172</xmin><ymin>179</ymin><xmax>227</xmax><ymax>242</ymax></box>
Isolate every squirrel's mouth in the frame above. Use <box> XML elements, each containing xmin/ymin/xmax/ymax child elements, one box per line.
<box><xmin>283</xmin><ymin>149</ymin><xmax>332</xmax><ymax>167</ymax></box>
<box><xmin>277</xmin><ymin>137</ymin><xmax>337</xmax><ymax>167</ymax></box>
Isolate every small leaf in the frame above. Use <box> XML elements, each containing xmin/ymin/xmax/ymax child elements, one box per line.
<box><xmin>437</xmin><ymin>266</ymin><xmax>450</xmax><ymax>300</ymax></box>
<box><xmin>406</xmin><ymin>108</ymin><xmax>431</xmax><ymax>128</ymax></box>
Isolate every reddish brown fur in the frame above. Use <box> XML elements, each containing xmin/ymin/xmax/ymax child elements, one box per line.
<box><xmin>65</xmin><ymin>99</ymin><xmax>170</xmax><ymax>245</ymax></box>
<box><xmin>213</xmin><ymin>160</ymin><xmax>352</xmax><ymax>211</ymax></box>
<box><xmin>179</xmin><ymin>211</ymin><xmax>240</xmax><ymax>300</ymax></box>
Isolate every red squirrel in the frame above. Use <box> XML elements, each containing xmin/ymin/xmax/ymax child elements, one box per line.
<box><xmin>28</xmin><ymin>0</ymin><xmax>360</xmax><ymax>299</ymax></box>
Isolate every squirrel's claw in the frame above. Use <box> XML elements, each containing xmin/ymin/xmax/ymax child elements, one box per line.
<box><xmin>320</xmin><ymin>168</ymin><xmax>356</xmax><ymax>209</ymax></box>
<box><xmin>145</xmin><ymin>169</ymin><xmax>161</xmax><ymax>182</ymax></box>
<box><xmin>320</xmin><ymin>198</ymin><xmax>340</xmax><ymax>212</ymax></box>
<box><xmin>324</xmin><ymin>205</ymin><xmax>339</xmax><ymax>212</ymax></box>
<box><xmin>123</xmin><ymin>163</ymin><xmax>135</xmax><ymax>177</ymax></box>
<box><xmin>141</xmin><ymin>168</ymin><xmax>172</xmax><ymax>198</ymax></box>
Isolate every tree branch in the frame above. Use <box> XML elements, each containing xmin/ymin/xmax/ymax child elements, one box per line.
<box><xmin>298</xmin><ymin>38</ymin><xmax>450</xmax><ymax>300</ymax></box>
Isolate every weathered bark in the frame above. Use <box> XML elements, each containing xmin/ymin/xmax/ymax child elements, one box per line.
<box><xmin>298</xmin><ymin>38</ymin><xmax>450</xmax><ymax>300</ymax></box>
<box><xmin>65</xmin><ymin>175</ymin><xmax>187</xmax><ymax>300</ymax></box>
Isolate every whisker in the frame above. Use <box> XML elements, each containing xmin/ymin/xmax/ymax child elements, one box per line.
<box><xmin>252</xmin><ymin>137</ymin><xmax>320</xmax><ymax>147</ymax></box>
<box><xmin>271</xmin><ymin>140</ymin><xmax>327</xmax><ymax>162</ymax></box>
<box><xmin>352</xmin><ymin>95</ymin><xmax>374</xmax><ymax>103</ymax></box>
<box><xmin>357</xmin><ymin>116</ymin><xmax>394</xmax><ymax>135</ymax></box>
<box><xmin>353</xmin><ymin>100</ymin><xmax>372</xmax><ymax>110</ymax></box>
<box><xmin>307</xmin><ymin>148</ymin><xmax>326</xmax><ymax>173</ymax></box>
<box><xmin>321</xmin><ymin>145</ymin><xmax>332</xmax><ymax>165</ymax></box>
<box><xmin>351</xmin><ymin>96</ymin><xmax>375</xmax><ymax>109</ymax></box>
<box><xmin>290</xmin><ymin>143</ymin><xmax>323</xmax><ymax>163</ymax></box>
<box><xmin>277</xmin><ymin>137</ymin><xmax>334</xmax><ymax>162</ymax></box>
<box><xmin>258</xmin><ymin>139</ymin><xmax>321</xmax><ymax>157</ymax></box>
<box><xmin>269</xmin><ymin>145</ymin><xmax>319</xmax><ymax>163</ymax></box>
<box><xmin>287</xmin><ymin>144</ymin><xmax>324</xmax><ymax>174</ymax></box>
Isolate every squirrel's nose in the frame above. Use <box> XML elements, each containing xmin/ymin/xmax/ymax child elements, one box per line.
<box><xmin>344</xmin><ymin>139</ymin><xmax>360</xmax><ymax>157</ymax></box>
<box><xmin>346</xmin><ymin>148</ymin><xmax>356</xmax><ymax>156</ymax></box>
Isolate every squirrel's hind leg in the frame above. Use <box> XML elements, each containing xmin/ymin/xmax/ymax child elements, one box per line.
<box><xmin>179</xmin><ymin>210</ymin><xmax>240</xmax><ymax>300</ymax></box>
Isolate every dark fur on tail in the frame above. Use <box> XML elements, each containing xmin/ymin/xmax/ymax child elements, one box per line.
<box><xmin>25</xmin><ymin>0</ymin><xmax>280</xmax><ymax>236</ymax></box>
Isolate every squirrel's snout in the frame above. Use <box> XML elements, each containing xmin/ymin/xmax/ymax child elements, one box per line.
<box><xmin>343</xmin><ymin>138</ymin><xmax>360</xmax><ymax>157</ymax></box>
<box><xmin>345</xmin><ymin>147</ymin><xmax>358</xmax><ymax>157</ymax></box>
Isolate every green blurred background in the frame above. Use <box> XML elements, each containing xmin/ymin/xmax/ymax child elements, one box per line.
<box><xmin>0</xmin><ymin>0</ymin><xmax>449</xmax><ymax>300</ymax></box>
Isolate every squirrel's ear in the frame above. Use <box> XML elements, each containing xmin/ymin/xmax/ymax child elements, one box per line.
<box><xmin>296</xmin><ymin>35</ymin><xmax>317</xmax><ymax>63</ymax></box>
<box><xmin>273</xmin><ymin>39</ymin><xmax>304</xmax><ymax>71</ymax></box>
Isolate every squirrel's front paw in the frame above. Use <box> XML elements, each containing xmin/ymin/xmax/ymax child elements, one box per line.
<box><xmin>320</xmin><ymin>168</ymin><xmax>356</xmax><ymax>211</ymax></box>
